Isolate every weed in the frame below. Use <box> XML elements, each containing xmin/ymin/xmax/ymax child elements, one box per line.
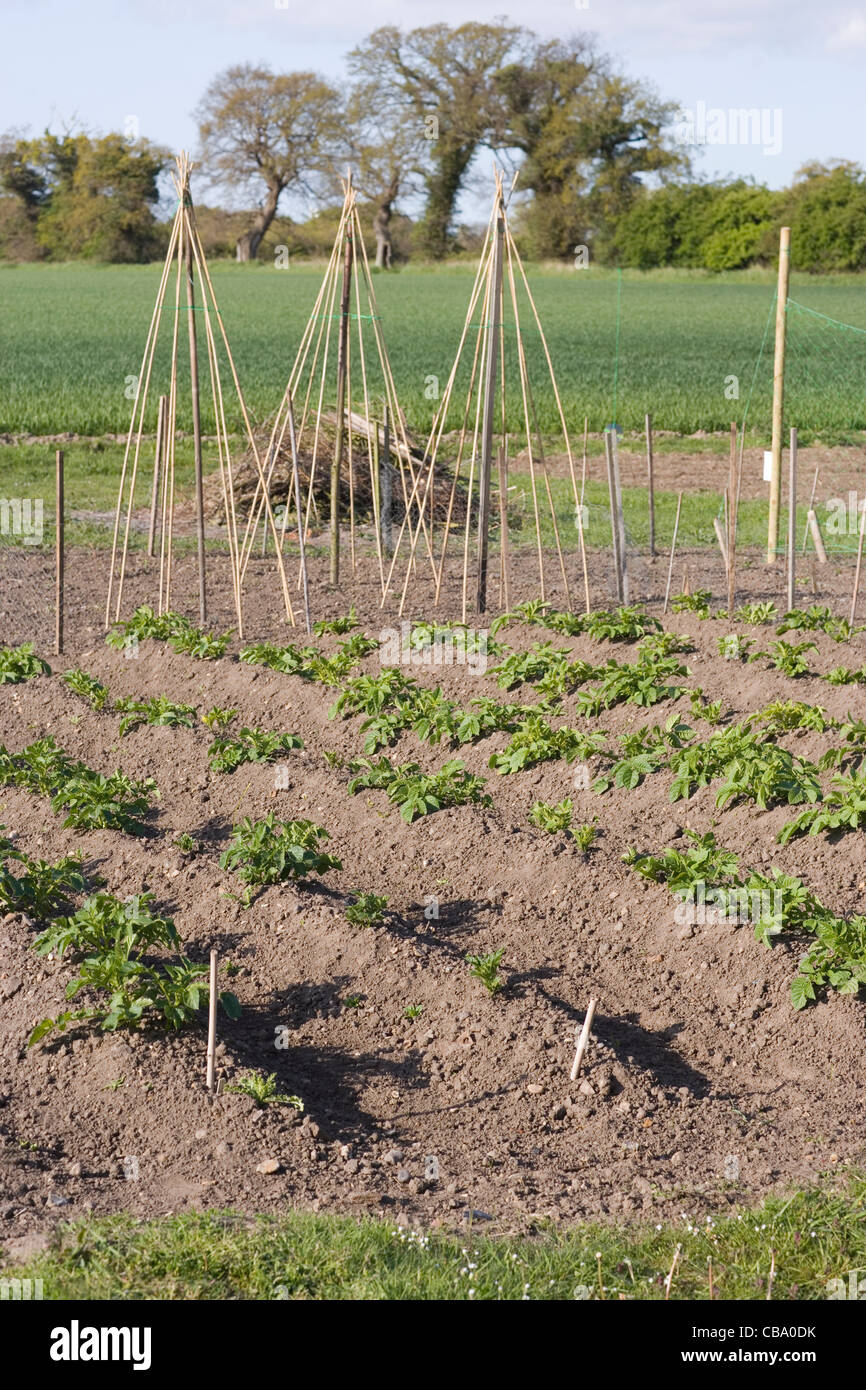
<box><xmin>345</xmin><ymin>891</ymin><xmax>389</xmax><ymax>928</ymax></box>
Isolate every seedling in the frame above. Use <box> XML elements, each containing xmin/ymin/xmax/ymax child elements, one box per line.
<box><xmin>753</xmin><ymin>700</ymin><xmax>834</xmax><ymax>734</ymax></box>
<box><xmin>717</xmin><ymin>634</ymin><xmax>754</xmax><ymax>662</ymax></box>
<box><xmin>466</xmin><ymin>948</ymin><xmax>505</xmax><ymax>995</ymax></box>
<box><xmin>0</xmin><ymin>643</ymin><xmax>50</xmax><ymax>683</ymax></box>
<box><xmin>573</xmin><ymin>820</ymin><xmax>599</xmax><ymax>853</ymax></box>
<box><xmin>688</xmin><ymin>689</ymin><xmax>724</xmax><ymax>725</ymax></box>
<box><xmin>403</xmin><ymin>1004</ymin><xmax>424</xmax><ymax>1019</ymax></box>
<box><xmin>0</xmin><ymin>848</ymin><xmax>86</xmax><ymax>917</ymax></box>
<box><xmin>114</xmin><ymin>695</ymin><xmax>197</xmax><ymax>736</ymax></box>
<box><xmin>345</xmin><ymin>891</ymin><xmax>388</xmax><ymax>928</ymax></box>
<box><xmin>63</xmin><ymin>668</ymin><xmax>111</xmax><ymax>710</ymax></box>
<box><xmin>208</xmin><ymin>727</ymin><xmax>303</xmax><ymax>775</ymax></box>
<box><xmin>172</xmin><ymin>833</ymin><xmax>199</xmax><ymax>854</ymax></box>
<box><xmin>778</xmin><ymin>769</ymin><xmax>866</xmax><ymax>845</ymax></box>
<box><xmin>671</xmin><ymin>590</ymin><xmax>711</xmax><ymax>617</ymax></box>
<box><xmin>490</xmin><ymin>718</ymin><xmax>606</xmax><ymax>775</ymax></box>
<box><xmin>777</xmin><ymin>606</ymin><xmax>862</xmax><ymax>643</ymax></box>
<box><xmin>227</xmin><ymin>1072</ymin><xmax>303</xmax><ymax>1108</ymax></box>
<box><xmin>347</xmin><ymin>756</ymin><xmax>491</xmax><ymax>822</ymax></box>
<box><xmin>343</xmin><ymin>994</ymin><xmax>363</xmax><ymax>1010</ymax></box>
<box><xmin>529</xmin><ymin>798</ymin><xmax>573</xmax><ymax>834</ymax></box>
<box><xmin>734</xmin><ymin>602</ymin><xmax>777</xmax><ymax>625</ymax></box>
<box><xmin>169</xmin><ymin>627</ymin><xmax>232</xmax><ymax>659</ymax></box>
<box><xmin>755</xmin><ymin>640</ymin><xmax>817</xmax><ymax>678</ymax></box>
<box><xmin>202</xmin><ymin>706</ymin><xmax>238</xmax><ymax>730</ymax></box>
<box><xmin>314</xmin><ymin>607</ymin><xmax>359</xmax><ymax>636</ymax></box>
<box><xmin>106</xmin><ymin>605</ymin><xmax>192</xmax><ymax>649</ymax></box>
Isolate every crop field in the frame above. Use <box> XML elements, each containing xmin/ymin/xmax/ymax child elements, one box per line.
<box><xmin>1</xmin><ymin>540</ymin><xmax>866</xmax><ymax>1303</ymax></box>
<box><xmin>4</xmin><ymin>263</ymin><xmax>866</xmax><ymax>440</ymax></box>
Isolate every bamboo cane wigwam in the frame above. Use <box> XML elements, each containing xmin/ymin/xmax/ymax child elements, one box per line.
<box><xmin>105</xmin><ymin>152</ymin><xmax>291</xmax><ymax>639</ymax></box>
<box><xmin>236</xmin><ymin>172</ymin><xmax>450</xmax><ymax>604</ymax></box>
<box><xmin>383</xmin><ymin>168</ymin><xmax>590</xmax><ymax>622</ymax></box>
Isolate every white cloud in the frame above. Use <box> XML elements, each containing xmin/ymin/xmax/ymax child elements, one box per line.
<box><xmin>825</xmin><ymin>12</ymin><xmax>866</xmax><ymax>49</ymax></box>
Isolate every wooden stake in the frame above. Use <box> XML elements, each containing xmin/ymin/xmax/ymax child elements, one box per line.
<box><xmin>497</xmin><ymin>438</ymin><xmax>511</xmax><ymax>610</ymax></box>
<box><xmin>54</xmin><ymin>449</ymin><xmax>64</xmax><ymax>656</ymax></box>
<box><xmin>645</xmin><ymin>412</ymin><xmax>655</xmax><ymax>558</ymax></box>
<box><xmin>808</xmin><ymin>510</ymin><xmax>828</xmax><ymax>564</ymax></box>
<box><xmin>713</xmin><ymin>516</ymin><xmax>728</xmax><ymax>568</ymax></box>
<box><xmin>185</xmin><ymin>214</ymin><xmax>206</xmax><ymax>625</ymax></box>
<box><xmin>610</xmin><ymin>428</ymin><xmax>627</xmax><ymax>601</ymax></box>
<box><xmin>727</xmin><ymin>422</ymin><xmax>739</xmax><ymax>615</ymax></box>
<box><xmin>850</xmin><ymin>488</ymin><xmax>866</xmax><ymax>625</ymax></box>
<box><xmin>287</xmin><ymin>395</ymin><xmax>311</xmax><ymax>635</ymax></box>
<box><xmin>787</xmin><ymin>426</ymin><xmax>797</xmax><ymax>612</ymax></box>
<box><xmin>570</xmin><ymin>996</ymin><xmax>598</xmax><ymax>1081</ymax></box>
<box><xmin>604</xmin><ymin>430</ymin><xmax>624</xmax><ymax>603</ymax></box>
<box><xmin>767</xmin><ymin>226</ymin><xmax>791</xmax><ymax>565</ymax></box>
<box><xmin>664</xmin><ymin>1243</ymin><xmax>682</xmax><ymax>1301</ymax></box>
<box><xmin>477</xmin><ymin>205</ymin><xmax>504</xmax><ymax>614</ymax></box>
<box><xmin>147</xmin><ymin>395</ymin><xmax>167</xmax><ymax>557</ymax></box>
<box><xmin>206</xmin><ymin>948</ymin><xmax>218</xmax><ymax>1092</ymax></box>
<box><xmin>330</xmin><ymin>225</ymin><xmax>353</xmax><ymax>585</ymax></box>
<box><xmin>663</xmin><ymin>491</ymin><xmax>683</xmax><ymax>614</ymax></box>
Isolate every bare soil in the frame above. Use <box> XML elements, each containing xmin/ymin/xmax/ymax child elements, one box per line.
<box><xmin>0</xmin><ymin>540</ymin><xmax>864</xmax><ymax>1244</ymax></box>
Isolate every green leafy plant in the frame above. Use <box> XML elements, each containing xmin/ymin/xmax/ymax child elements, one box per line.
<box><xmin>345</xmin><ymin>891</ymin><xmax>389</xmax><ymax>928</ymax></box>
<box><xmin>573</xmin><ymin>820</ymin><xmax>599</xmax><ymax>852</ymax></box>
<box><xmin>0</xmin><ymin>849</ymin><xmax>86</xmax><ymax>917</ymax></box>
<box><xmin>226</xmin><ymin>1072</ymin><xmax>303</xmax><ymax>1109</ymax></box>
<box><xmin>169</xmin><ymin>627</ymin><xmax>233</xmax><ymax>659</ymax></box>
<box><xmin>583</xmin><ymin>605</ymin><xmax>662</xmax><ymax>642</ymax></box>
<box><xmin>824</xmin><ymin>665</ymin><xmax>866</xmax><ymax>687</ymax></box>
<box><xmin>171</xmin><ymin>833</ymin><xmax>199</xmax><ymax>854</ymax></box>
<box><xmin>114</xmin><ymin>695</ymin><xmax>197</xmax><ymax>736</ymax></box>
<box><xmin>202</xmin><ymin>706</ymin><xmax>238</xmax><ymax>730</ymax></box>
<box><xmin>0</xmin><ymin>643</ymin><xmax>50</xmax><ymax>683</ymax></box>
<box><xmin>778</xmin><ymin>769</ymin><xmax>866</xmax><ymax>845</ymax></box>
<box><xmin>819</xmin><ymin>717</ymin><xmax>866</xmax><ymax>773</ymax></box>
<box><xmin>529</xmin><ymin>798</ymin><xmax>573</xmax><ymax>834</ymax></box>
<box><xmin>688</xmin><ymin>689</ymin><xmax>724</xmax><ymax>725</ymax></box>
<box><xmin>314</xmin><ymin>608</ymin><xmax>359</xmax><ymax>636</ymax></box>
<box><xmin>574</xmin><ymin>653</ymin><xmax>689</xmax><ymax>716</ymax></box>
<box><xmin>671</xmin><ymin>590</ymin><xmax>711</xmax><ymax>617</ymax></box>
<box><xmin>757</xmin><ymin>639</ymin><xmax>818</xmax><ymax>678</ymax></box>
<box><xmin>208</xmin><ymin>727</ymin><xmax>303</xmax><ymax>775</ymax></box>
<box><xmin>777</xmin><ymin>606</ymin><xmax>861</xmax><ymax>643</ymax></box>
<box><xmin>63</xmin><ymin>668</ymin><xmax>111</xmax><ymax>710</ymax></box>
<box><xmin>28</xmin><ymin>892</ymin><xmax>240</xmax><ymax>1044</ymax></box>
<box><xmin>347</xmin><ymin>756</ymin><xmax>491</xmax><ymax>822</ymax></box>
<box><xmin>403</xmin><ymin>1003</ymin><xmax>424</xmax><ymax>1019</ymax></box>
<box><xmin>734</xmin><ymin>601</ymin><xmax>777</xmax><ymax>625</ymax></box>
<box><xmin>220</xmin><ymin>815</ymin><xmax>340</xmax><ymax>900</ymax></box>
<box><xmin>106</xmin><ymin>606</ymin><xmax>192</xmax><ymax>650</ymax></box>
<box><xmin>717</xmin><ymin>633</ymin><xmax>754</xmax><ymax>662</ymax></box>
<box><xmin>623</xmin><ymin>829</ymin><xmax>740</xmax><ymax>898</ymax></box>
<box><xmin>753</xmin><ymin>700</ymin><xmax>834</xmax><ymax>734</ymax></box>
<box><xmin>466</xmin><ymin>948</ymin><xmax>505</xmax><ymax>995</ymax></box>
<box><xmin>489</xmin><ymin>718</ymin><xmax>606</xmax><ymax>775</ymax></box>
<box><xmin>0</xmin><ymin>736</ymin><xmax>157</xmax><ymax>834</ymax></box>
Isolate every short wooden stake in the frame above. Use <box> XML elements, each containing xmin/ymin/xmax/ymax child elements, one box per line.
<box><xmin>663</xmin><ymin>491</ymin><xmax>683</xmax><ymax>614</ymax></box>
<box><xmin>645</xmin><ymin>412</ymin><xmax>655</xmax><ymax>558</ymax></box>
<box><xmin>206</xmin><ymin>948</ymin><xmax>218</xmax><ymax>1092</ymax></box>
<box><xmin>570</xmin><ymin>996</ymin><xmax>598</xmax><ymax>1082</ymax></box>
<box><xmin>787</xmin><ymin>427</ymin><xmax>798</xmax><ymax>612</ymax></box>
<box><xmin>55</xmin><ymin>449</ymin><xmax>64</xmax><ymax>656</ymax></box>
<box><xmin>664</xmin><ymin>1243</ymin><xmax>682</xmax><ymax>1301</ymax></box>
<box><xmin>807</xmin><ymin>509</ymin><xmax>828</xmax><ymax>564</ymax></box>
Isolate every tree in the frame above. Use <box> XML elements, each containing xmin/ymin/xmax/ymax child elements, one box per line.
<box><xmin>785</xmin><ymin>162</ymin><xmax>866</xmax><ymax>272</ymax></box>
<box><xmin>343</xmin><ymin>69</ymin><xmax>428</xmax><ymax>268</ymax></box>
<box><xmin>347</xmin><ymin>22</ymin><xmax>530</xmax><ymax>260</ymax></box>
<box><xmin>194</xmin><ymin>64</ymin><xmax>342</xmax><ymax>262</ymax></box>
<box><xmin>0</xmin><ymin>131</ymin><xmax>168</xmax><ymax>262</ymax></box>
<box><xmin>497</xmin><ymin>39</ymin><xmax>689</xmax><ymax>262</ymax></box>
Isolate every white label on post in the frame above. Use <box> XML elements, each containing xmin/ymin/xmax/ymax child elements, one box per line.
<box><xmin>763</xmin><ymin>450</ymin><xmax>773</xmax><ymax>482</ymax></box>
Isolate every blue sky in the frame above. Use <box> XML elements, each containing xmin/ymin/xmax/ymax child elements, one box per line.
<box><xmin>2</xmin><ymin>0</ymin><xmax>865</xmax><ymax>219</ymax></box>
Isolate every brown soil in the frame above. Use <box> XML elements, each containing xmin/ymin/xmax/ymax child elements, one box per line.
<box><xmin>0</xmin><ymin>540</ymin><xmax>864</xmax><ymax>1242</ymax></box>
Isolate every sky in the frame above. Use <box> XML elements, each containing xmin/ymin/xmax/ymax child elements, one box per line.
<box><xmin>1</xmin><ymin>0</ymin><xmax>865</xmax><ymax>219</ymax></box>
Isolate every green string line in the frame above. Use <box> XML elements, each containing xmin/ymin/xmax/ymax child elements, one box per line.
<box><xmin>611</xmin><ymin>267</ymin><xmax>623</xmax><ymax>428</ymax></box>
<box><xmin>786</xmin><ymin>298</ymin><xmax>866</xmax><ymax>337</ymax></box>
<box><xmin>310</xmin><ymin>312</ymin><xmax>381</xmax><ymax>321</ymax></box>
<box><xmin>738</xmin><ymin>289</ymin><xmax>776</xmax><ymax>443</ymax></box>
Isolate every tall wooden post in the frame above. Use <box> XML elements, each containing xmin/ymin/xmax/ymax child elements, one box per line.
<box><xmin>727</xmin><ymin>422</ymin><xmax>739</xmax><ymax>616</ymax></box>
<box><xmin>787</xmin><ymin>427</ymin><xmax>797</xmax><ymax>612</ymax></box>
<box><xmin>645</xmin><ymin>413</ymin><xmax>656</xmax><ymax>558</ymax></box>
<box><xmin>610</xmin><ymin>427</ymin><xmax>627</xmax><ymax>601</ymax></box>
<box><xmin>330</xmin><ymin>226</ymin><xmax>354</xmax><ymax>586</ymax></box>
<box><xmin>767</xmin><ymin>226</ymin><xmax>791</xmax><ymax>565</ymax></box>
<box><xmin>287</xmin><ymin>395</ymin><xmax>311</xmax><ymax>635</ymax></box>
<box><xmin>184</xmin><ymin>210</ymin><xmax>206</xmax><ymax>624</ymax></box>
<box><xmin>55</xmin><ymin>450</ymin><xmax>64</xmax><ymax>656</ymax></box>
<box><xmin>476</xmin><ymin>204</ymin><xmax>504</xmax><ymax>613</ymax></box>
<box><xmin>497</xmin><ymin>439</ymin><xmax>511</xmax><ymax>610</ymax></box>
<box><xmin>379</xmin><ymin>404</ymin><xmax>392</xmax><ymax>557</ymax></box>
